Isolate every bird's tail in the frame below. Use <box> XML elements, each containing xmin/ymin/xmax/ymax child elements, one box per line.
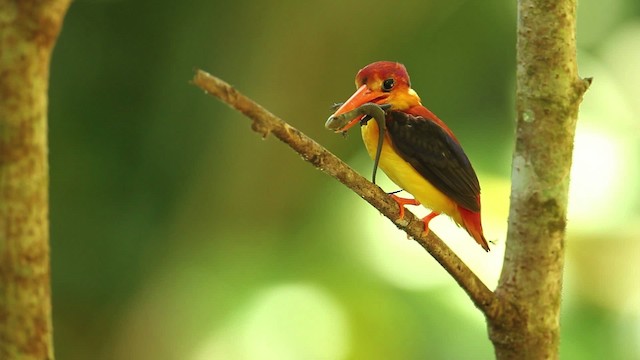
<box><xmin>457</xmin><ymin>205</ymin><xmax>490</xmax><ymax>252</ymax></box>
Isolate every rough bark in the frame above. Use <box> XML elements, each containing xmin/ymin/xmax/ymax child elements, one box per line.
<box><xmin>488</xmin><ymin>0</ymin><xmax>590</xmax><ymax>358</ymax></box>
<box><xmin>0</xmin><ymin>1</ymin><xmax>71</xmax><ymax>359</ymax></box>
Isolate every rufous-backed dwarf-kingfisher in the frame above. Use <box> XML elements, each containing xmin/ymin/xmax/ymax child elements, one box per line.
<box><xmin>327</xmin><ymin>61</ymin><xmax>489</xmax><ymax>251</ymax></box>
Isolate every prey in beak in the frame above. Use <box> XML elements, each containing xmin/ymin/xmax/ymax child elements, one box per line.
<box><xmin>325</xmin><ymin>100</ymin><xmax>390</xmax><ymax>184</ymax></box>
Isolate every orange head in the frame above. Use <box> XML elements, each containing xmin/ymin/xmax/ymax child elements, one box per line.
<box><xmin>328</xmin><ymin>61</ymin><xmax>422</xmax><ymax>132</ymax></box>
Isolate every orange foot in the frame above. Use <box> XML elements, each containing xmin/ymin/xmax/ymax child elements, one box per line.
<box><xmin>421</xmin><ymin>211</ymin><xmax>440</xmax><ymax>235</ymax></box>
<box><xmin>390</xmin><ymin>194</ymin><xmax>441</xmax><ymax>234</ymax></box>
<box><xmin>390</xmin><ymin>194</ymin><xmax>420</xmax><ymax>219</ymax></box>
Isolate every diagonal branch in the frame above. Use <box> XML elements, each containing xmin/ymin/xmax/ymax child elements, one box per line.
<box><xmin>192</xmin><ymin>69</ymin><xmax>504</xmax><ymax>322</ymax></box>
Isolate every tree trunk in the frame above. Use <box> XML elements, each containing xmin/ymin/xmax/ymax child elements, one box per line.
<box><xmin>488</xmin><ymin>0</ymin><xmax>590</xmax><ymax>358</ymax></box>
<box><xmin>0</xmin><ymin>1</ymin><xmax>71</xmax><ymax>359</ymax></box>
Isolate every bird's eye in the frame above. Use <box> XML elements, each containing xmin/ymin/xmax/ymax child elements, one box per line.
<box><xmin>382</xmin><ymin>78</ymin><xmax>395</xmax><ymax>92</ymax></box>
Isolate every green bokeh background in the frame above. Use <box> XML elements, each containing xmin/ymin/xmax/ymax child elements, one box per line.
<box><xmin>49</xmin><ymin>1</ymin><xmax>640</xmax><ymax>359</ymax></box>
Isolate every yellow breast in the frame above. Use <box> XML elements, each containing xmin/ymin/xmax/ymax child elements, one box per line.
<box><xmin>361</xmin><ymin>120</ymin><xmax>461</xmax><ymax>223</ymax></box>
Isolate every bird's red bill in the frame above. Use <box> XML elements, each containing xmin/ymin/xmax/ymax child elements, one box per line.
<box><xmin>329</xmin><ymin>84</ymin><xmax>387</xmax><ymax>132</ymax></box>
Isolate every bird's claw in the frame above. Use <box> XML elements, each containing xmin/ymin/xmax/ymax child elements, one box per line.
<box><xmin>390</xmin><ymin>194</ymin><xmax>420</xmax><ymax>220</ymax></box>
<box><xmin>420</xmin><ymin>212</ymin><xmax>440</xmax><ymax>234</ymax></box>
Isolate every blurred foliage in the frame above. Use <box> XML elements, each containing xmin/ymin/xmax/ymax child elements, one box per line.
<box><xmin>48</xmin><ymin>0</ymin><xmax>639</xmax><ymax>359</ymax></box>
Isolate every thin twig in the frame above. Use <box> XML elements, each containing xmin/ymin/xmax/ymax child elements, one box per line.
<box><xmin>192</xmin><ymin>69</ymin><xmax>502</xmax><ymax>321</ymax></box>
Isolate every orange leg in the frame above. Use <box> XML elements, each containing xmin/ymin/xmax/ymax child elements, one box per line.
<box><xmin>421</xmin><ymin>212</ymin><xmax>440</xmax><ymax>234</ymax></box>
<box><xmin>390</xmin><ymin>194</ymin><xmax>420</xmax><ymax>219</ymax></box>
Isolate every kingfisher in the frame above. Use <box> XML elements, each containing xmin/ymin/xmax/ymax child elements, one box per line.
<box><xmin>327</xmin><ymin>61</ymin><xmax>489</xmax><ymax>251</ymax></box>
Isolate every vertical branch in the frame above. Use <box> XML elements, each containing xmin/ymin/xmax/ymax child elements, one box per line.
<box><xmin>0</xmin><ymin>1</ymin><xmax>71</xmax><ymax>359</ymax></box>
<box><xmin>489</xmin><ymin>0</ymin><xmax>590</xmax><ymax>358</ymax></box>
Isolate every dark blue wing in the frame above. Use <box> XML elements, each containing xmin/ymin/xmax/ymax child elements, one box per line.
<box><xmin>386</xmin><ymin>111</ymin><xmax>481</xmax><ymax>212</ymax></box>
